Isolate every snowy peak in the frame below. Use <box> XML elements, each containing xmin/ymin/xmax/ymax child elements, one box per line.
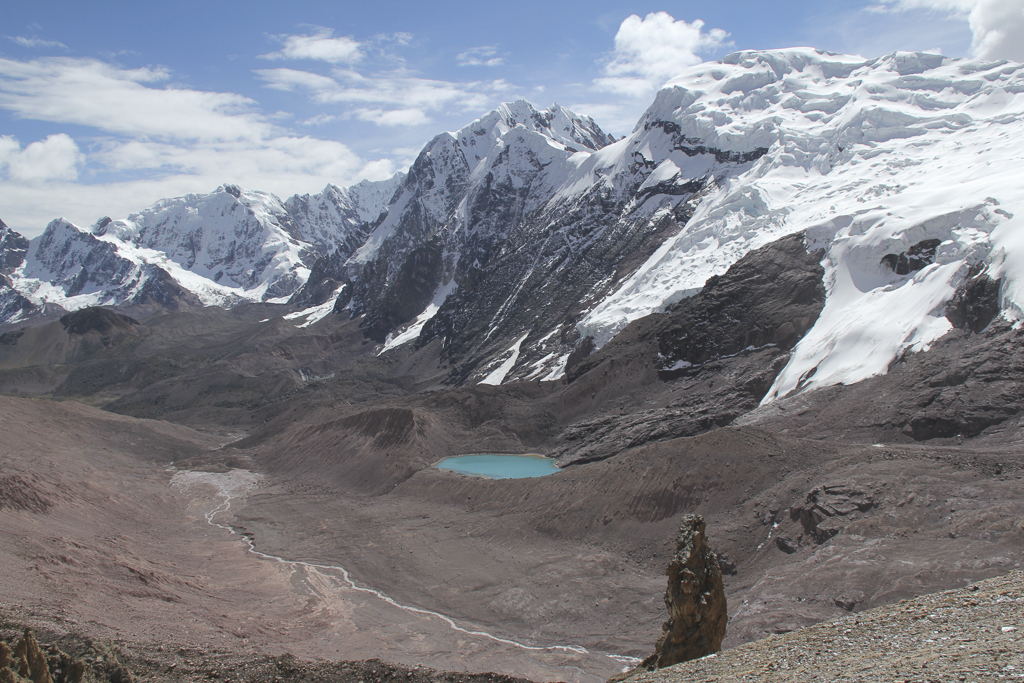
<box><xmin>351</xmin><ymin>100</ymin><xmax>614</xmax><ymax>268</ymax></box>
<box><xmin>452</xmin><ymin>100</ymin><xmax>613</xmax><ymax>173</ymax></box>
<box><xmin>344</xmin><ymin>100</ymin><xmax>616</xmax><ymax>342</ymax></box>
<box><xmin>340</xmin><ymin>175</ymin><xmax>406</xmax><ymax>223</ymax></box>
<box><xmin>20</xmin><ymin>218</ymin><xmax>145</xmax><ymax>306</ymax></box>
<box><xmin>288</xmin><ymin>175</ymin><xmax>405</xmax><ymax>238</ymax></box>
<box><xmin>2</xmin><ymin>171</ymin><xmax>409</xmax><ymax>324</ymax></box>
<box><xmin>644</xmin><ymin>47</ymin><xmax>1015</xmax><ymax>156</ymax></box>
<box><xmin>0</xmin><ymin>219</ymin><xmax>29</xmax><ymax>274</ymax></box>
<box><xmin>577</xmin><ymin>48</ymin><xmax>1024</xmax><ymax>400</ymax></box>
<box><xmin>90</xmin><ymin>184</ymin><xmax>311</xmax><ymax>298</ymax></box>
<box><xmin>286</xmin><ymin>175</ymin><xmax>404</xmax><ymax>256</ymax></box>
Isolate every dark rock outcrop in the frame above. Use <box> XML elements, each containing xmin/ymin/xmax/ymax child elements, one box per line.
<box><xmin>362</xmin><ymin>238</ymin><xmax>444</xmax><ymax>342</ymax></box>
<box><xmin>946</xmin><ymin>263</ymin><xmax>1000</xmax><ymax>333</ymax></box>
<box><xmin>289</xmin><ymin>249</ymin><xmax>352</xmax><ymax>309</ymax></box>
<box><xmin>748</xmin><ymin>318</ymin><xmax>1024</xmax><ymax>442</ymax></box>
<box><xmin>0</xmin><ymin>222</ymin><xmax>36</xmax><ymax>323</ymax></box>
<box><xmin>0</xmin><ymin>628</ymin><xmax>134</xmax><ymax>683</ymax></box>
<box><xmin>0</xmin><ymin>275</ymin><xmax>36</xmax><ymax>323</ymax></box>
<box><xmin>643</xmin><ymin>515</ymin><xmax>727</xmax><ymax>670</ymax></box>
<box><xmin>0</xmin><ymin>220</ymin><xmax>29</xmax><ymax>274</ymax></box>
<box><xmin>652</xmin><ymin>233</ymin><xmax>825</xmax><ymax>372</ymax></box>
<box><xmin>552</xmin><ymin>234</ymin><xmax>825</xmax><ymax>465</ymax></box>
<box><xmin>880</xmin><ymin>238</ymin><xmax>942</xmax><ymax>275</ymax></box>
<box><xmin>59</xmin><ymin>308</ymin><xmax>141</xmax><ymax>336</ymax></box>
<box><xmin>568</xmin><ymin>233</ymin><xmax>825</xmax><ymax>383</ymax></box>
<box><xmin>789</xmin><ymin>483</ymin><xmax>877</xmax><ymax>545</ymax></box>
<box><xmin>1</xmin><ymin>629</ymin><xmax>52</xmax><ymax>683</ymax></box>
<box><xmin>130</xmin><ymin>265</ymin><xmax>202</xmax><ymax>309</ymax></box>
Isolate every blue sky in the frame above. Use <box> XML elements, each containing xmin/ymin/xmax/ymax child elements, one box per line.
<box><xmin>0</xmin><ymin>0</ymin><xmax>1014</xmax><ymax>236</ymax></box>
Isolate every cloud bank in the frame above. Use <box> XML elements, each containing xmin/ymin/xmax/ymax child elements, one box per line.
<box><xmin>595</xmin><ymin>12</ymin><xmax>730</xmax><ymax>98</ymax></box>
<box><xmin>0</xmin><ymin>55</ymin><xmax>396</xmax><ymax>234</ymax></box>
<box><xmin>875</xmin><ymin>0</ymin><xmax>1024</xmax><ymax>60</ymax></box>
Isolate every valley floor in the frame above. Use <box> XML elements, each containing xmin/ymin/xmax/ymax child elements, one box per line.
<box><xmin>4</xmin><ymin>390</ymin><xmax>1024</xmax><ymax>683</ymax></box>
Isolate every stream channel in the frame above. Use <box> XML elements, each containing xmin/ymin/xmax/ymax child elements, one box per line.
<box><xmin>169</xmin><ymin>467</ymin><xmax>637</xmax><ymax>683</ymax></box>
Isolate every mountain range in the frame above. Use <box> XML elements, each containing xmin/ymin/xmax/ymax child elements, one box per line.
<box><xmin>4</xmin><ymin>49</ymin><xmax>1023</xmax><ymax>406</ymax></box>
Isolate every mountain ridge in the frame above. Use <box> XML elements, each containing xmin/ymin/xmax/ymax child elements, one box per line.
<box><xmin>2</xmin><ymin>49</ymin><xmax>1024</xmax><ymax>407</ymax></box>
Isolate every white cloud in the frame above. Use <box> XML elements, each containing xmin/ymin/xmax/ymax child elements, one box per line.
<box><xmin>258</xmin><ymin>67</ymin><xmax>338</xmax><ymax>93</ymax></box>
<box><xmin>377</xmin><ymin>32</ymin><xmax>413</xmax><ymax>46</ymax></box>
<box><xmin>355</xmin><ymin>107</ymin><xmax>431</xmax><ymax>126</ymax></box>
<box><xmin>594</xmin><ymin>12</ymin><xmax>730</xmax><ymax>97</ymax></box>
<box><xmin>0</xmin><ymin>133</ymin><xmax>82</xmax><ymax>182</ymax></box>
<box><xmin>256</xmin><ymin>66</ymin><xmax>507</xmax><ymax>123</ymax></box>
<box><xmin>6</xmin><ymin>36</ymin><xmax>67</xmax><ymax>49</ymax></box>
<box><xmin>457</xmin><ymin>46</ymin><xmax>504</xmax><ymax>67</ymax></box>
<box><xmin>0</xmin><ymin>56</ymin><xmax>398</xmax><ymax>236</ymax></box>
<box><xmin>0</xmin><ymin>57</ymin><xmax>270</xmax><ymax>142</ymax></box>
<box><xmin>877</xmin><ymin>0</ymin><xmax>1024</xmax><ymax>60</ymax></box>
<box><xmin>261</xmin><ymin>29</ymin><xmax>363</xmax><ymax>64</ymax></box>
<box><xmin>300</xmin><ymin>113</ymin><xmax>339</xmax><ymax>126</ymax></box>
<box><xmin>359</xmin><ymin>158</ymin><xmax>401</xmax><ymax>180</ymax></box>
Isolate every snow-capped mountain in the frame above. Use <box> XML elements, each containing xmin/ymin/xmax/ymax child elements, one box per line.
<box><xmin>341</xmin><ymin>50</ymin><xmax>1024</xmax><ymax>398</ymax></box>
<box><xmin>94</xmin><ymin>185</ymin><xmax>314</xmax><ymax>300</ymax></box>
<box><xmin>3</xmin><ymin>50</ymin><xmax>1024</xmax><ymax>407</ymax></box>
<box><xmin>0</xmin><ymin>219</ymin><xmax>35</xmax><ymax>323</ymax></box>
<box><xmin>0</xmin><ymin>176</ymin><xmax>401</xmax><ymax>318</ymax></box>
<box><xmin>341</xmin><ymin>101</ymin><xmax>616</xmax><ymax>342</ymax></box>
<box><xmin>574</xmin><ymin>49</ymin><xmax>1024</xmax><ymax>400</ymax></box>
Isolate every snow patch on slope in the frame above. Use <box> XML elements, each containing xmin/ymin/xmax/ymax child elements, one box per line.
<box><xmin>283</xmin><ymin>284</ymin><xmax>347</xmax><ymax>328</ymax></box>
<box><xmin>479</xmin><ymin>332</ymin><xmax>529</xmax><ymax>385</ymax></box>
<box><xmin>377</xmin><ymin>279</ymin><xmax>458</xmax><ymax>355</ymax></box>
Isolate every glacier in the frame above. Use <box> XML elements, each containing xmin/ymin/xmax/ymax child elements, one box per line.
<box><xmin>573</xmin><ymin>49</ymin><xmax>1024</xmax><ymax>399</ymax></box>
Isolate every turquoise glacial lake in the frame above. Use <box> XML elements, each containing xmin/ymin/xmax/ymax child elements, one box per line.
<box><xmin>434</xmin><ymin>454</ymin><xmax>560</xmax><ymax>479</ymax></box>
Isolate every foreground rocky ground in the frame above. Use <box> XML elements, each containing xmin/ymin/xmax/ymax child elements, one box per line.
<box><xmin>0</xmin><ymin>620</ymin><xmax>534</xmax><ymax>683</ymax></box>
<box><xmin>629</xmin><ymin>570</ymin><xmax>1024</xmax><ymax>683</ymax></box>
<box><xmin>4</xmin><ymin>570</ymin><xmax>1022</xmax><ymax>682</ymax></box>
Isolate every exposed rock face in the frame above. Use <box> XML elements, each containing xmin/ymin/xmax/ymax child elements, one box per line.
<box><xmin>130</xmin><ymin>265</ymin><xmax>202</xmax><ymax>309</ymax></box>
<box><xmin>880</xmin><ymin>238</ymin><xmax>942</xmax><ymax>275</ymax></box>
<box><xmin>59</xmin><ymin>308</ymin><xmax>142</xmax><ymax>336</ymax></box>
<box><xmin>0</xmin><ymin>628</ymin><xmax>133</xmax><ymax>683</ymax></box>
<box><xmin>741</xmin><ymin>318</ymin><xmax>1024</xmax><ymax>442</ymax></box>
<box><xmin>362</xmin><ymin>238</ymin><xmax>445</xmax><ymax>342</ymax></box>
<box><xmin>289</xmin><ymin>248</ymin><xmax>352</xmax><ymax>309</ymax></box>
<box><xmin>789</xmin><ymin>483</ymin><xmax>877</xmax><ymax>545</ymax></box>
<box><xmin>946</xmin><ymin>263</ymin><xmax>1001</xmax><ymax>333</ymax></box>
<box><xmin>551</xmin><ymin>234</ymin><xmax>825</xmax><ymax>465</ymax></box>
<box><xmin>645</xmin><ymin>514</ymin><xmax>727</xmax><ymax>669</ymax></box>
<box><xmin>0</xmin><ymin>222</ymin><xmax>39</xmax><ymax>323</ymax></box>
<box><xmin>0</xmin><ymin>275</ymin><xmax>36</xmax><ymax>323</ymax></box>
<box><xmin>0</xmin><ymin>220</ymin><xmax>29</xmax><ymax>274</ymax></box>
<box><xmin>2</xmin><ymin>629</ymin><xmax>52</xmax><ymax>683</ymax></box>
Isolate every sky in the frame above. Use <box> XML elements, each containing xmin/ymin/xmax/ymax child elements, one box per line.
<box><xmin>0</xmin><ymin>0</ymin><xmax>1021</xmax><ymax>237</ymax></box>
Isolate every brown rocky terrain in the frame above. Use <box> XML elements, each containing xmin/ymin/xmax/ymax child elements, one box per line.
<box><xmin>1</xmin><ymin>234</ymin><xmax>1024</xmax><ymax>683</ymax></box>
<box><xmin>626</xmin><ymin>570</ymin><xmax>1024</xmax><ymax>683</ymax></box>
<box><xmin>0</xmin><ymin>624</ymin><xmax>537</xmax><ymax>683</ymax></box>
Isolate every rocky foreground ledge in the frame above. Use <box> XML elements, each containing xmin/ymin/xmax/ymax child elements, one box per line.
<box><xmin>4</xmin><ymin>571</ymin><xmax>1022</xmax><ymax>683</ymax></box>
<box><xmin>625</xmin><ymin>570</ymin><xmax>1024</xmax><ymax>683</ymax></box>
<box><xmin>0</xmin><ymin>618</ymin><xmax>536</xmax><ymax>683</ymax></box>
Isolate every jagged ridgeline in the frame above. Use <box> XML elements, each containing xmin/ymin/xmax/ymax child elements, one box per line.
<box><xmin>2</xmin><ymin>49</ymin><xmax>1024</xmax><ymax>403</ymax></box>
